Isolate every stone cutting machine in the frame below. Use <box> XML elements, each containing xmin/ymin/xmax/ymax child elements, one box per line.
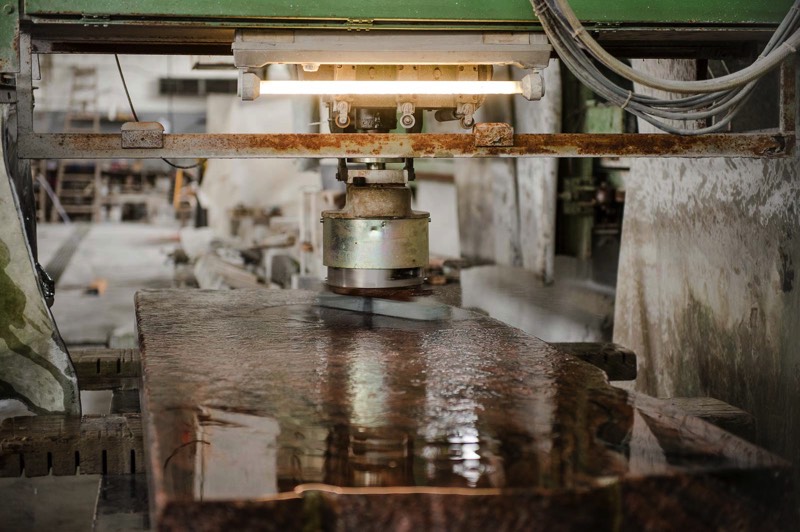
<box><xmin>0</xmin><ymin>0</ymin><xmax>797</xmax><ymax>418</ymax></box>
<box><xmin>0</xmin><ymin>6</ymin><xmax>797</xmax><ymax>528</ymax></box>
<box><xmin>235</xmin><ymin>30</ymin><xmax>550</xmax><ymax>294</ymax></box>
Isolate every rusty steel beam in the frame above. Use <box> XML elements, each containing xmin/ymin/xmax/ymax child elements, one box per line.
<box><xmin>17</xmin><ymin>131</ymin><xmax>794</xmax><ymax>159</ymax></box>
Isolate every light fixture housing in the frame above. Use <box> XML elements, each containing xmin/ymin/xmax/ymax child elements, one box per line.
<box><xmin>257</xmin><ymin>79</ymin><xmax>523</xmax><ymax>96</ymax></box>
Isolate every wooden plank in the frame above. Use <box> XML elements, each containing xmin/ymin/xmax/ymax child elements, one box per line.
<box><xmin>552</xmin><ymin>342</ymin><xmax>637</xmax><ymax>380</ymax></box>
<box><xmin>71</xmin><ymin>348</ymin><xmax>140</xmax><ymax>391</ymax></box>
<box><xmin>665</xmin><ymin>397</ymin><xmax>755</xmax><ymax>442</ymax></box>
<box><xmin>136</xmin><ymin>289</ymin><xmax>793</xmax><ymax>530</ymax></box>
<box><xmin>0</xmin><ymin>414</ymin><xmax>144</xmax><ymax>477</ymax></box>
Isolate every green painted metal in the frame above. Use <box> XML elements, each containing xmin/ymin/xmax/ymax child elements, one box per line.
<box><xmin>584</xmin><ymin>101</ymin><xmax>625</xmax><ymax>135</ymax></box>
<box><xmin>0</xmin><ymin>1</ymin><xmax>19</xmax><ymax>73</ymax></box>
<box><xmin>23</xmin><ymin>0</ymin><xmax>793</xmax><ymax>27</ymax></box>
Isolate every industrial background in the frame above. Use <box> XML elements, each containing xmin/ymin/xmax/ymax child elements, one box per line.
<box><xmin>0</xmin><ymin>1</ymin><xmax>798</xmax><ymax>530</ymax></box>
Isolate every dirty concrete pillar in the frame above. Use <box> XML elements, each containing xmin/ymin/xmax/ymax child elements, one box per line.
<box><xmin>454</xmin><ymin>67</ymin><xmax>520</xmax><ymax>266</ymax></box>
<box><xmin>514</xmin><ymin>60</ymin><xmax>561</xmax><ymax>281</ymax></box>
<box><xmin>614</xmin><ymin>59</ymin><xmax>800</xmax><ymax>468</ymax></box>
<box><xmin>454</xmin><ymin>61</ymin><xmax>561</xmax><ymax>278</ymax></box>
<box><xmin>0</xmin><ymin>106</ymin><xmax>80</xmax><ymax>418</ymax></box>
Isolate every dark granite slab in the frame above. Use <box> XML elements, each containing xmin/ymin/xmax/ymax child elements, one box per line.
<box><xmin>136</xmin><ymin>289</ymin><xmax>794</xmax><ymax>531</ymax></box>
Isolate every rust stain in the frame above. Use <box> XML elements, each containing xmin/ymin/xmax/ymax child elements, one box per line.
<box><xmin>31</xmin><ymin>133</ymin><xmax>791</xmax><ymax>160</ymax></box>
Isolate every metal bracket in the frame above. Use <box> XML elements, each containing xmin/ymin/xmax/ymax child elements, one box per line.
<box><xmin>345</xmin><ymin>18</ymin><xmax>374</xmax><ymax>31</ymax></box>
<box><xmin>474</xmin><ymin>122</ymin><xmax>514</xmax><ymax>147</ymax></box>
<box><xmin>403</xmin><ymin>158</ymin><xmax>416</xmax><ymax>182</ymax></box>
<box><xmin>0</xmin><ymin>83</ymin><xmax>14</xmax><ymax>103</ymax></box>
<box><xmin>335</xmin><ymin>157</ymin><xmax>349</xmax><ymax>181</ymax></box>
<box><xmin>121</xmin><ymin>121</ymin><xmax>164</xmax><ymax>149</ymax></box>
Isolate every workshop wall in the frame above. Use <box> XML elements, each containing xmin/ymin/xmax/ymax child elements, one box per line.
<box><xmin>201</xmin><ymin>94</ymin><xmax>320</xmax><ymax>237</ymax></box>
<box><xmin>615</xmin><ymin>59</ymin><xmax>800</xmax><ymax>469</ymax></box>
<box><xmin>36</xmin><ymin>54</ymin><xmax>236</xmax><ymax>116</ymax></box>
<box><xmin>454</xmin><ymin>61</ymin><xmax>561</xmax><ymax>280</ymax></box>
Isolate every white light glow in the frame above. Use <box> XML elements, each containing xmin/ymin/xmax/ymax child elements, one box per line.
<box><xmin>258</xmin><ymin>80</ymin><xmax>522</xmax><ymax>96</ymax></box>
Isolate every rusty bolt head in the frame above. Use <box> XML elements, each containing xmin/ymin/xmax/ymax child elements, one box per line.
<box><xmin>400</xmin><ymin>114</ymin><xmax>416</xmax><ymax>129</ymax></box>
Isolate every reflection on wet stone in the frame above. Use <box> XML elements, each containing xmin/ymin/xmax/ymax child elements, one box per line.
<box><xmin>138</xmin><ymin>289</ymin><xmax>793</xmax><ymax>530</ymax></box>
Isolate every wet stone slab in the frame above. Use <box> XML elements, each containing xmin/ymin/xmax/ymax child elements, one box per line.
<box><xmin>135</xmin><ymin>289</ymin><xmax>794</xmax><ymax>531</ymax></box>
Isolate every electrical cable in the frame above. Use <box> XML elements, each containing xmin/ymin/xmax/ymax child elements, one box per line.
<box><xmin>551</xmin><ymin>0</ymin><xmax>799</xmax><ymax>93</ymax></box>
<box><xmin>113</xmin><ymin>54</ymin><xmax>203</xmax><ymax>170</ymax></box>
<box><xmin>530</xmin><ymin>0</ymin><xmax>800</xmax><ymax>134</ymax></box>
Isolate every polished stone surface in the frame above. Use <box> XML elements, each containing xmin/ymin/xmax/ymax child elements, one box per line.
<box><xmin>136</xmin><ymin>289</ymin><xmax>794</xmax><ymax>531</ymax></box>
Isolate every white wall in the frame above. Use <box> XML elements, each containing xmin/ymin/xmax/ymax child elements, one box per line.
<box><xmin>614</xmin><ymin>58</ymin><xmax>800</xmax><ymax>472</ymax></box>
<box><xmin>201</xmin><ymin>94</ymin><xmax>321</xmax><ymax>237</ymax></box>
<box><xmin>37</xmin><ymin>54</ymin><xmax>236</xmax><ymax>117</ymax></box>
<box><xmin>414</xmin><ymin>180</ymin><xmax>460</xmax><ymax>258</ymax></box>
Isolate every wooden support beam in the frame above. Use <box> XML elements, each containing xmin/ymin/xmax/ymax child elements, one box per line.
<box><xmin>0</xmin><ymin>414</ymin><xmax>144</xmax><ymax>477</ymax></box>
<box><xmin>552</xmin><ymin>342</ymin><xmax>637</xmax><ymax>381</ymax></box>
<box><xmin>665</xmin><ymin>397</ymin><xmax>756</xmax><ymax>442</ymax></box>
<box><xmin>71</xmin><ymin>348</ymin><xmax>140</xmax><ymax>391</ymax></box>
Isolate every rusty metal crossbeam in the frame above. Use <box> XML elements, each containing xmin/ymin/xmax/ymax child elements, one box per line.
<box><xmin>17</xmin><ymin>131</ymin><xmax>794</xmax><ymax>160</ymax></box>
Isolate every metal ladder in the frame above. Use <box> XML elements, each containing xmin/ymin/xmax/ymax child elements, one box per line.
<box><xmin>51</xmin><ymin>67</ymin><xmax>103</xmax><ymax>223</ymax></box>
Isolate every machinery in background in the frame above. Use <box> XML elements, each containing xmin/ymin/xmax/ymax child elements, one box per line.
<box><xmin>234</xmin><ymin>30</ymin><xmax>550</xmax><ymax>293</ymax></box>
<box><xmin>557</xmin><ymin>73</ymin><xmax>632</xmax><ymax>285</ymax></box>
<box><xmin>0</xmin><ymin>1</ymin><xmax>798</xmax><ymax>528</ymax></box>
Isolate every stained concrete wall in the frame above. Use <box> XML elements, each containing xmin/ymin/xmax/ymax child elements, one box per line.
<box><xmin>614</xmin><ymin>59</ymin><xmax>800</xmax><ymax>469</ymax></box>
<box><xmin>37</xmin><ymin>54</ymin><xmax>236</xmax><ymax>115</ymax></box>
<box><xmin>454</xmin><ymin>61</ymin><xmax>561</xmax><ymax>280</ymax></box>
<box><xmin>201</xmin><ymin>94</ymin><xmax>320</xmax><ymax>237</ymax></box>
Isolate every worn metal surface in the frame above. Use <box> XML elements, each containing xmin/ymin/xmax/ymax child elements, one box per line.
<box><xmin>0</xmin><ymin>0</ymin><xmax>19</xmax><ymax>73</ymax></box>
<box><xmin>473</xmin><ymin>122</ymin><xmax>514</xmax><ymax>147</ymax></box>
<box><xmin>234</xmin><ymin>31</ymin><xmax>551</xmax><ymax>70</ymax></box>
<box><xmin>136</xmin><ymin>289</ymin><xmax>793</xmax><ymax>530</ymax></box>
<box><xmin>323</xmin><ymin>218</ymin><xmax>429</xmax><ymax>270</ymax></box>
<box><xmin>121</xmin><ymin>121</ymin><xmax>164</xmax><ymax>149</ymax></box>
<box><xmin>323</xmin><ymin>183</ymin><xmax>429</xmax><ymax>290</ymax></box>
<box><xmin>24</xmin><ymin>26</ymin><xmax>782</xmax><ymax>60</ymax></box>
<box><xmin>327</xmin><ymin>185</ymin><xmax>416</xmax><ymax>218</ymax></box>
<box><xmin>0</xmin><ymin>106</ymin><xmax>79</xmax><ymax>417</ymax></box>
<box><xmin>16</xmin><ymin>131</ymin><xmax>795</xmax><ymax>159</ymax></box>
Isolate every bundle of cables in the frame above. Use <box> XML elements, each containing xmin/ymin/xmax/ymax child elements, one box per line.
<box><xmin>530</xmin><ymin>0</ymin><xmax>800</xmax><ymax>134</ymax></box>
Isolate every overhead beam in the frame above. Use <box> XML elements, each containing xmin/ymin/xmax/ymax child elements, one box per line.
<box><xmin>17</xmin><ymin>132</ymin><xmax>794</xmax><ymax>159</ymax></box>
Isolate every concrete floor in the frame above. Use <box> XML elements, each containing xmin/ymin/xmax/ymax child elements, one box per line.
<box><xmin>2</xmin><ymin>221</ymin><xmax>616</xmax><ymax>531</ymax></box>
<box><xmin>0</xmin><ymin>222</ymin><xmax>172</xmax><ymax>532</ymax></box>
<box><xmin>37</xmin><ymin>222</ymin><xmax>614</xmax><ymax>348</ymax></box>
<box><xmin>38</xmin><ymin>222</ymin><xmax>179</xmax><ymax>347</ymax></box>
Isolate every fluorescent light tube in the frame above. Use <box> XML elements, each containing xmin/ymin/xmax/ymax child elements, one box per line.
<box><xmin>258</xmin><ymin>80</ymin><xmax>522</xmax><ymax>96</ymax></box>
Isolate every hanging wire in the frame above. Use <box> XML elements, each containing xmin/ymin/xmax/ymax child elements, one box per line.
<box><xmin>114</xmin><ymin>54</ymin><xmax>203</xmax><ymax>169</ymax></box>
